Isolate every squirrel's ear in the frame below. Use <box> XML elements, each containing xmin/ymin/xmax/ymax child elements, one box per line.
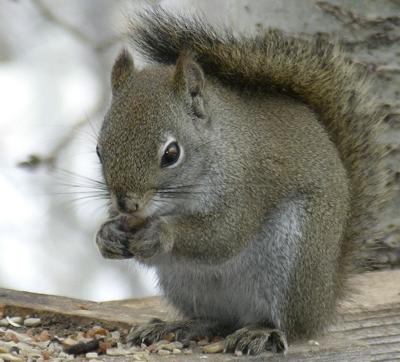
<box><xmin>111</xmin><ymin>48</ymin><xmax>134</xmax><ymax>94</ymax></box>
<box><xmin>174</xmin><ymin>51</ymin><xmax>206</xmax><ymax>118</ymax></box>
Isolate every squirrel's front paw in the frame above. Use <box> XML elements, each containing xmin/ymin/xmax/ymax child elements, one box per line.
<box><xmin>96</xmin><ymin>219</ymin><xmax>134</xmax><ymax>259</ymax></box>
<box><xmin>126</xmin><ymin>222</ymin><xmax>163</xmax><ymax>260</ymax></box>
<box><xmin>96</xmin><ymin>217</ymin><xmax>163</xmax><ymax>261</ymax></box>
<box><xmin>224</xmin><ymin>326</ymin><xmax>288</xmax><ymax>355</ymax></box>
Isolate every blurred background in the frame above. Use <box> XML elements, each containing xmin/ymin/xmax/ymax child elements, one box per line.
<box><xmin>0</xmin><ymin>0</ymin><xmax>399</xmax><ymax>302</ymax></box>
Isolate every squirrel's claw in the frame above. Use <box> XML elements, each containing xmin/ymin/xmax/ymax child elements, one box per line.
<box><xmin>128</xmin><ymin>320</ymin><xmax>288</xmax><ymax>355</ymax></box>
<box><xmin>223</xmin><ymin>326</ymin><xmax>288</xmax><ymax>355</ymax></box>
<box><xmin>127</xmin><ymin>318</ymin><xmax>231</xmax><ymax>347</ymax></box>
<box><xmin>127</xmin><ymin>319</ymin><xmax>198</xmax><ymax>346</ymax></box>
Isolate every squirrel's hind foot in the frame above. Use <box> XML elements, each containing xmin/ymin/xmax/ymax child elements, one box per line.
<box><xmin>127</xmin><ymin>319</ymin><xmax>287</xmax><ymax>355</ymax></box>
<box><xmin>127</xmin><ymin>318</ymin><xmax>226</xmax><ymax>346</ymax></box>
<box><xmin>224</xmin><ymin>326</ymin><xmax>288</xmax><ymax>355</ymax></box>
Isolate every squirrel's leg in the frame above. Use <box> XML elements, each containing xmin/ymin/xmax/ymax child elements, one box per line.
<box><xmin>127</xmin><ymin>318</ymin><xmax>232</xmax><ymax>346</ymax></box>
<box><xmin>224</xmin><ymin>325</ymin><xmax>288</xmax><ymax>355</ymax></box>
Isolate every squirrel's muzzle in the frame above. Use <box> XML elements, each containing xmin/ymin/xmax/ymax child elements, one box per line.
<box><xmin>114</xmin><ymin>192</ymin><xmax>139</xmax><ymax>214</ymax></box>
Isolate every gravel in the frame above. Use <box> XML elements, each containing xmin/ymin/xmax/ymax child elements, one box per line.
<box><xmin>23</xmin><ymin>318</ymin><xmax>41</xmax><ymax>328</ymax></box>
<box><xmin>0</xmin><ymin>314</ymin><xmax>233</xmax><ymax>360</ymax></box>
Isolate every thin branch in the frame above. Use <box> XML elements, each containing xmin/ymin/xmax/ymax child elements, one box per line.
<box><xmin>19</xmin><ymin>1</ymin><xmax>124</xmax><ymax>170</ymax></box>
<box><xmin>18</xmin><ymin>91</ymin><xmax>109</xmax><ymax>170</ymax></box>
<box><xmin>31</xmin><ymin>0</ymin><xmax>125</xmax><ymax>53</ymax></box>
<box><xmin>316</xmin><ymin>1</ymin><xmax>400</xmax><ymax>30</ymax></box>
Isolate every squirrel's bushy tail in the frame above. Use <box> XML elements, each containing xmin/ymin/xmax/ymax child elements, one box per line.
<box><xmin>129</xmin><ymin>8</ymin><xmax>387</xmax><ymax>271</ymax></box>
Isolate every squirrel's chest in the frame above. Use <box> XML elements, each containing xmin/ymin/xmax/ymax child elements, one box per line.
<box><xmin>157</xmin><ymin>264</ymin><xmax>249</xmax><ymax>322</ymax></box>
<box><xmin>155</xmin><ymin>259</ymin><xmax>279</xmax><ymax>326</ymax></box>
<box><xmin>154</xmin><ymin>199</ymin><xmax>305</xmax><ymax>326</ymax></box>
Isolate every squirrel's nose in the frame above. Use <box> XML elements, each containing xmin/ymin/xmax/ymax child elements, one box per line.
<box><xmin>115</xmin><ymin>193</ymin><xmax>139</xmax><ymax>214</ymax></box>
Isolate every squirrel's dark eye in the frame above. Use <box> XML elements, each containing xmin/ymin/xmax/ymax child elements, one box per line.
<box><xmin>161</xmin><ymin>142</ymin><xmax>180</xmax><ymax>168</ymax></box>
<box><xmin>96</xmin><ymin>145</ymin><xmax>103</xmax><ymax>163</ymax></box>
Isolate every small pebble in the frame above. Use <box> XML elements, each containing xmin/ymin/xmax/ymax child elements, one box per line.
<box><xmin>0</xmin><ymin>353</ymin><xmax>23</xmax><ymax>362</ymax></box>
<box><xmin>106</xmin><ymin>348</ymin><xmax>131</xmax><ymax>356</ymax></box>
<box><xmin>98</xmin><ymin>339</ymin><xmax>113</xmax><ymax>354</ymax></box>
<box><xmin>132</xmin><ymin>352</ymin><xmax>150</xmax><ymax>361</ymax></box>
<box><xmin>76</xmin><ymin>331</ymin><xmax>88</xmax><ymax>341</ymax></box>
<box><xmin>9</xmin><ymin>347</ymin><xmax>19</xmax><ymax>355</ymax></box>
<box><xmin>197</xmin><ymin>339</ymin><xmax>209</xmax><ymax>346</ymax></box>
<box><xmin>161</xmin><ymin>332</ymin><xmax>175</xmax><ymax>342</ymax></box>
<box><xmin>172</xmin><ymin>348</ymin><xmax>182</xmax><ymax>354</ymax></box>
<box><xmin>58</xmin><ymin>352</ymin><xmax>69</xmax><ymax>358</ymax></box>
<box><xmin>132</xmin><ymin>358</ymin><xmax>145</xmax><ymax>362</ymax></box>
<box><xmin>183</xmin><ymin>349</ymin><xmax>193</xmax><ymax>355</ymax></box>
<box><xmin>3</xmin><ymin>333</ymin><xmax>18</xmax><ymax>344</ymax></box>
<box><xmin>41</xmin><ymin>351</ymin><xmax>50</xmax><ymax>360</ymax></box>
<box><xmin>234</xmin><ymin>350</ymin><xmax>243</xmax><ymax>356</ymax></box>
<box><xmin>157</xmin><ymin>349</ymin><xmax>170</xmax><ymax>355</ymax></box>
<box><xmin>4</xmin><ymin>330</ymin><xmax>31</xmax><ymax>343</ymax></box>
<box><xmin>46</xmin><ymin>343</ymin><xmax>62</xmax><ymax>355</ymax></box>
<box><xmin>85</xmin><ymin>352</ymin><xmax>98</xmax><ymax>358</ymax></box>
<box><xmin>308</xmin><ymin>339</ymin><xmax>320</xmax><ymax>346</ymax></box>
<box><xmin>109</xmin><ymin>331</ymin><xmax>120</xmax><ymax>342</ymax></box>
<box><xmin>147</xmin><ymin>339</ymin><xmax>169</xmax><ymax>353</ymax></box>
<box><xmin>202</xmin><ymin>340</ymin><xmax>225</xmax><ymax>353</ymax></box>
<box><xmin>126</xmin><ymin>346</ymin><xmax>141</xmax><ymax>353</ymax></box>
<box><xmin>157</xmin><ymin>341</ymin><xmax>183</xmax><ymax>351</ymax></box>
<box><xmin>86</xmin><ymin>326</ymin><xmax>107</xmax><ymax>338</ymax></box>
<box><xmin>23</xmin><ymin>318</ymin><xmax>41</xmax><ymax>328</ymax></box>
<box><xmin>34</xmin><ymin>330</ymin><xmax>50</xmax><ymax>342</ymax></box>
<box><xmin>62</xmin><ymin>337</ymin><xmax>78</xmax><ymax>348</ymax></box>
<box><xmin>152</xmin><ymin>340</ymin><xmax>169</xmax><ymax>348</ymax></box>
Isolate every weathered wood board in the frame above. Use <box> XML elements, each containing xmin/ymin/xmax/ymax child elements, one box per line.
<box><xmin>0</xmin><ymin>270</ymin><xmax>400</xmax><ymax>361</ymax></box>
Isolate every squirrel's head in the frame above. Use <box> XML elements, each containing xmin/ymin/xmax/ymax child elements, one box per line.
<box><xmin>98</xmin><ymin>49</ymin><xmax>217</xmax><ymax>219</ymax></box>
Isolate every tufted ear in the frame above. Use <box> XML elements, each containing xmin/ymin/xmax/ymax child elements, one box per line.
<box><xmin>111</xmin><ymin>48</ymin><xmax>135</xmax><ymax>94</ymax></box>
<box><xmin>173</xmin><ymin>51</ymin><xmax>206</xmax><ymax>118</ymax></box>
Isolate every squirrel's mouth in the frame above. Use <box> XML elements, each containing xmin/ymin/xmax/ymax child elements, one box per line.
<box><xmin>95</xmin><ymin>215</ymin><xmax>147</xmax><ymax>259</ymax></box>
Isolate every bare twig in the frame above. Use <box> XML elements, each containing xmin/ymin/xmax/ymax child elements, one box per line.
<box><xmin>376</xmin><ymin>64</ymin><xmax>400</xmax><ymax>74</ymax></box>
<box><xmin>19</xmin><ymin>1</ymin><xmax>124</xmax><ymax>170</ymax></box>
<box><xmin>316</xmin><ymin>1</ymin><xmax>356</xmax><ymax>25</ymax></box>
<box><xmin>18</xmin><ymin>91</ymin><xmax>109</xmax><ymax>170</ymax></box>
<box><xmin>32</xmin><ymin>0</ymin><xmax>124</xmax><ymax>53</ymax></box>
<box><xmin>317</xmin><ymin>1</ymin><xmax>400</xmax><ymax>29</ymax></box>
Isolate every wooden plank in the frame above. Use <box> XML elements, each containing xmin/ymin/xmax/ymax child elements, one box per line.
<box><xmin>0</xmin><ymin>289</ymin><xmax>169</xmax><ymax>330</ymax></box>
<box><xmin>0</xmin><ymin>270</ymin><xmax>399</xmax><ymax>361</ymax></box>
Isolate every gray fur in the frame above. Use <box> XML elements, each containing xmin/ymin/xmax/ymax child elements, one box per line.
<box><xmin>94</xmin><ymin>9</ymin><xmax>385</xmax><ymax>355</ymax></box>
<box><xmin>96</xmin><ymin>63</ymin><xmax>349</xmax><ymax>347</ymax></box>
<box><xmin>156</xmin><ymin>198</ymin><xmax>306</xmax><ymax>329</ymax></box>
